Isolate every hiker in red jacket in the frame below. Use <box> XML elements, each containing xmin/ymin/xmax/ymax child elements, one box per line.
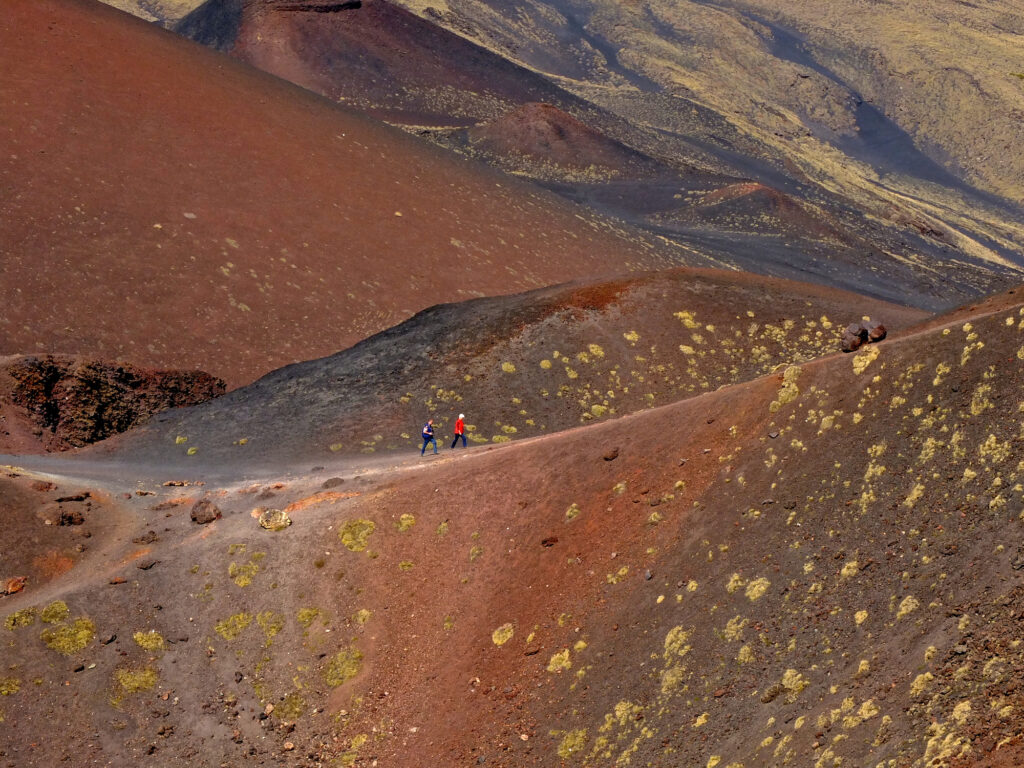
<box><xmin>451</xmin><ymin>413</ymin><xmax>467</xmax><ymax>449</ymax></box>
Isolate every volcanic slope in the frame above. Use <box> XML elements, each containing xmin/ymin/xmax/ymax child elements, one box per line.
<box><xmin>99</xmin><ymin>268</ymin><xmax>928</xmax><ymax>467</ymax></box>
<box><xmin>3</xmin><ymin>288</ymin><xmax>1024</xmax><ymax>766</ymax></box>
<box><xmin>0</xmin><ymin>0</ymin><xmax>682</xmax><ymax>388</ymax></box>
<box><xmin>386</xmin><ymin>0</ymin><xmax>1024</xmax><ymax>275</ymax></box>
<box><xmin>168</xmin><ymin>0</ymin><xmax>1024</xmax><ymax>311</ymax></box>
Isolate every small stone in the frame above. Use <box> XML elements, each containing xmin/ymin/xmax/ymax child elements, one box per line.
<box><xmin>282</xmin><ymin>742</ymin><xmax>295</xmax><ymax>752</ymax></box>
<box><xmin>109</xmin><ymin>577</ymin><xmax>127</xmax><ymax>585</ymax></box>
<box><xmin>603</xmin><ymin>447</ymin><xmax>619</xmax><ymax>461</ymax></box>
<box><xmin>644</xmin><ymin>570</ymin><xmax>653</xmax><ymax>581</ymax></box>
<box><xmin>137</xmin><ymin>559</ymin><xmax>159</xmax><ymax>570</ymax></box>
<box><xmin>768</xmin><ymin>430</ymin><xmax>779</xmax><ymax>439</ymax></box>
<box><xmin>2</xmin><ymin>576</ymin><xmax>27</xmax><ymax>595</ymax></box>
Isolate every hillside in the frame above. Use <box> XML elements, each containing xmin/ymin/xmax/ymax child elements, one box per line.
<box><xmin>0</xmin><ymin>0</ymin><xmax>682</xmax><ymax>388</ymax></box>
<box><xmin>160</xmin><ymin>0</ymin><xmax>1024</xmax><ymax>312</ymax></box>
<box><xmin>2</xmin><ymin>281</ymin><xmax>1023</xmax><ymax>766</ymax></box>
<box><xmin>96</xmin><ymin>268</ymin><xmax>928</xmax><ymax>467</ymax></box>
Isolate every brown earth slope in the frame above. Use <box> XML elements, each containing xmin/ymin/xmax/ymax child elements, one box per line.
<box><xmin>2</xmin><ymin>285</ymin><xmax>1023</xmax><ymax>767</ymax></box>
<box><xmin>0</xmin><ymin>0</ymin><xmax>681</xmax><ymax>388</ymax></box>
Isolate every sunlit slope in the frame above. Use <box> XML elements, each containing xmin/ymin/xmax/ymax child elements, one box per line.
<box><xmin>0</xmin><ymin>0</ymin><xmax>680</xmax><ymax>387</ymax></box>
<box><xmin>2</xmin><ymin>286</ymin><xmax>1023</xmax><ymax>766</ymax></box>
<box><xmin>101</xmin><ymin>268</ymin><xmax>928</xmax><ymax>465</ymax></box>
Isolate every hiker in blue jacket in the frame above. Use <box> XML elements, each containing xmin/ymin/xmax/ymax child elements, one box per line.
<box><xmin>421</xmin><ymin>419</ymin><xmax>438</xmax><ymax>455</ymax></box>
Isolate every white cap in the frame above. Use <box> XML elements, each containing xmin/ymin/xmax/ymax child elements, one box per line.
<box><xmin>459</xmin><ymin>414</ymin><xmax>465</xmax><ymax>419</ymax></box>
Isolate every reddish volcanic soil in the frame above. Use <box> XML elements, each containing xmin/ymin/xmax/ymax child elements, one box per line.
<box><xmin>465</xmin><ymin>102</ymin><xmax>660</xmax><ymax>176</ymax></box>
<box><xmin>2</xmin><ymin>283</ymin><xmax>1023</xmax><ymax>767</ymax></box>
<box><xmin>0</xmin><ymin>0</ymin><xmax>679</xmax><ymax>388</ymax></box>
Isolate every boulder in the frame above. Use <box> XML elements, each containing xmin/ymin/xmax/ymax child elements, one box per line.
<box><xmin>190</xmin><ymin>498</ymin><xmax>222</xmax><ymax>524</ymax></box>
<box><xmin>258</xmin><ymin>508</ymin><xmax>291</xmax><ymax>531</ymax></box>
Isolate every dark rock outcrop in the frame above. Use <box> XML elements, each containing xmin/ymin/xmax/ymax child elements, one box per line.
<box><xmin>1</xmin><ymin>355</ymin><xmax>225</xmax><ymax>451</ymax></box>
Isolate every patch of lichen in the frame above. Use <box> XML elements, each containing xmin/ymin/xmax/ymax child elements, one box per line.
<box><xmin>112</xmin><ymin>666</ymin><xmax>158</xmax><ymax>705</ymax></box>
<box><xmin>257</xmin><ymin>611</ymin><xmax>285</xmax><ymax>643</ymax></box>
<box><xmin>339</xmin><ymin>519</ymin><xmax>376</xmax><ymax>552</ymax></box>
<box><xmin>492</xmin><ymin>623</ymin><xmax>514</xmax><ymax>645</ymax></box>
<box><xmin>0</xmin><ymin>678</ymin><xmax>19</xmax><ymax>696</ymax></box>
<box><xmin>228</xmin><ymin>552</ymin><xmax>265</xmax><ymax>587</ymax></box>
<box><xmin>215</xmin><ymin>613</ymin><xmax>252</xmax><ymax>641</ymax></box>
<box><xmin>4</xmin><ymin>608</ymin><xmax>36</xmax><ymax>630</ymax></box>
<box><xmin>40</xmin><ymin>601</ymin><xmax>70</xmax><ymax>624</ymax></box>
<box><xmin>297</xmin><ymin>607</ymin><xmax>322</xmax><ymax>628</ymax></box>
<box><xmin>324</xmin><ymin>646</ymin><xmax>363</xmax><ymax>687</ymax></box>
<box><xmin>274</xmin><ymin>691</ymin><xmax>305</xmax><ymax>720</ymax></box>
<box><xmin>133</xmin><ymin>630</ymin><xmax>165</xmax><ymax>652</ymax></box>
<box><xmin>41</xmin><ymin>617</ymin><xmax>95</xmax><ymax>655</ymax></box>
<box><xmin>396</xmin><ymin>513</ymin><xmax>415</xmax><ymax>532</ymax></box>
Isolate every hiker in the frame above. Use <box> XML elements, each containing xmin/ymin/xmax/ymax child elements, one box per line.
<box><xmin>451</xmin><ymin>413</ymin><xmax>467</xmax><ymax>449</ymax></box>
<box><xmin>421</xmin><ymin>418</ymin><xmax>438</xmax><ymax>455</ymax></box>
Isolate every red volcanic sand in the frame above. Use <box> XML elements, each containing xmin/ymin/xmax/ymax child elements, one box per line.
<box><xmin>220</xmin><ymin>0</ymin><xmax>570</xmax><ymax>126</ymax></box>
<box><xmin>0</xmin><ymin>0</ymin><xmax>676</xmax><ymax>387</ymax></box>
<box><xmin>467</xmin><ymin>102</ymin><xmax>655</xmax><ymax>173</ymax></box>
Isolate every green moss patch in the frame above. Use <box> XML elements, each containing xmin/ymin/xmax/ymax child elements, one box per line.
<box><xmin>274</xmin><ymin>691</ymin><xmax>305</xmax><ymax>720</ymax></box>
<box><xmin>40</xmin><ymin>601</ymin><xmax>70</xmax><ymax>624</ymax></box>
<box><xmin>0</xmin><ymin>678</ymin><xmax>20</xmax><ymax>696</ymax></box>
<box><xmin>133</xmin><ymin>630</ymin><xmax>165</xmax><ymax>651</ymax></box>
<box><xmin>41</xmin><ymin>617</ymin><xmax>95</xmax><ymax>655</ymax></box>
<box><xmin>113</xmin><ymin>666</ymin><xmax>158</xmax><ymax>702</ymax></box>
<box><xmin>4</xmin><ymin>608</ymin><xmax>36</xmax><ymax>631</ymax></box>
<box><xmin>324</xmin><ymin>646</ymin><xmax>363</xmax><ymax>687</ymax></box>
<box><xmin>297</xmin><ymin>608</ymin><xmax>322</xmax><ymax>628</ymax></box>
<box><xmin>339</xmin><ymin>519</ymin><xmax>376</xmax><ymax>552</ymax></box>
<box><xmin>228</xmin><ymin>553</ymin><xmax>265</xmax><ymax>587</ymax></box>
<box><xmin>215</xmin><ymin>613</ymin><xmax>252</xmax><ymax>641</ymax></box>
<box><xmin>257</xmin><ymin>611</ymin><xmax>285</xmax><ymax>642</ymax></box>
<box><xmin>396</xmin><ymin>514</ymin><xmax>415</xmax><ymax>532</ymax></box>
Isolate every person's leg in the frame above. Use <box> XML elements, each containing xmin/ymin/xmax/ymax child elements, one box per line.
<box><xmin>451</xmin><ymin>435</ymin><xmax>458</xmax><ymax>449</ymax></box>
<box><xmin>431</xmin><ymin>437</ymin><xmax>438</xmax><ymax>454</ymax></box>
<box><xmin>421</xmin><ymin>437</ymin><xmax>428</xmax><ymax>455</ymax></box>
<box><xmin>460</xmin><ymin>433</ymin><xmax>467</xmax><ymax>447</ymax></box>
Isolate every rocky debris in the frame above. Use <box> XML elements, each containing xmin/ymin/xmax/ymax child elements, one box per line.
<box><xmin>841</xmin><ymin>318</ymin><xmax>887</xmax><ymax>352</ymax></box>
<box><xmin>1</xmin><ymin>354</ymin><xmax>225</xmax><ymax>450</ymax></box>
<box><xmin>190</xmin><ymin>499</ymin><xmax>222</xmax><ymax>525</ymax></box>
<box><xmin>322</xmin><ymin>477</ymin><xmax>345</xmax><ymax>489</ymax></box>
<box><xmin>59</xmin><ymin>508</ymin><xmax>85</xmax><ymax>526</ymax></box>
<box><xmin>56</xmin><ymin>492</ymin><xmax>90</xmax><ymax>502</ymax></box>
<box><xmin>136</xmin><ymin>559</ymin><xmax>159</xmax><ymax>570</ymax></box>
<box><xmin>132</xmin><ymin>530</ymin><xmax>159</xmax><ymax>544</ymax></box>
<box><xmin>258</xmin><ymin>509</ymin><xmax>291</xmax><ymax>531</ymax></box>
<box><xmin>2</xmin><ymin>576</ymin><xmax>27</xmax><ymax>595</ymax></box>
<box><xmin>603</xmin><ymin>447</ymin><xmax>619</xmax><ymax>461</ymax></box>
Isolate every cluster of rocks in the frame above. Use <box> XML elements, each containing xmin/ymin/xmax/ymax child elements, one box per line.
<box><xmin>841</xmin><ymin>318</ymin><xmax>886</xmax><ymax>352</ymax></box>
